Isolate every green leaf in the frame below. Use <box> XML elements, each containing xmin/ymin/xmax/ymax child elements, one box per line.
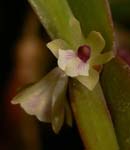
<box><xmin>101</xmin><ymin>58</ymin><xmax>130</xmax><ymax>150</ymax></box>
<box><xmin>67</xmin><ymin>0</ymin><xmax>115</xmax><ymax>51</ymax></box>
<box><xmin>69</xmin><ymin>80</ymin><xmax>119</xmax><ymax>150</ymax></box>
<box><xmin>28</xmin><ymin>0</ymin><xmax>85</xmax><ymax>49</ymax></box>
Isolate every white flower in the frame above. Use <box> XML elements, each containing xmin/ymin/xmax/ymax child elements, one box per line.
<box><xmin>11</xmin><ymin>30</ymin><xmax>114</xmax><ymax>134</ymax></box>
<box><xmin>47</xmin><ymin>31</ymin><xmax>114</xmax><ymax>90</ymax></box>
<box><xmin>12</xmin><ymin>67</ymin><xmax>72</xmax><ymax>133</ymax></box>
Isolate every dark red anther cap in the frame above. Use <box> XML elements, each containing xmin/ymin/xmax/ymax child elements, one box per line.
<box><xmin>77</xmin><ymin>45</ymin><xmax>91</xmax><ymax>62</ymax></box>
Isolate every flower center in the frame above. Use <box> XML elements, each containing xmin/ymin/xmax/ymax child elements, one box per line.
<box><xmin>77</xmin><ymin>45</ymin><xmax>91</xmax><ymax>63</ymax></box>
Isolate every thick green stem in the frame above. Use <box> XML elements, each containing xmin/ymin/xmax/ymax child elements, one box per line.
<box><xmin>69</xmin><ymin>80</ymin><xmax>119</xmax><ymax>150</ymax></box>
<box><xmin>28</xmin><ymin>0</ymin><xmax>84</xmax><ymax>48</ymax></box>
<box><xmin>101</xmin><ymin>58</ymin><xmax>130</xmax><ymax>150</ymax></box>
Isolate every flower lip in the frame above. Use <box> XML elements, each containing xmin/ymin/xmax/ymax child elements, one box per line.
<box><xmin>77</xmin><ymin>45</ymin><xmax>91</xmax><ymax>63</ymax></box>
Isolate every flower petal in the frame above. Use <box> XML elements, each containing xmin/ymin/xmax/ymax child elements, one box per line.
<box><xmin>90</xmin><ymin>51</ymin><xmax>114</xmax><ymax>65</ymax></box>
<box><xmin>47</xmin><ymin>39</ymin><xmax>70</xmax><ymax>58</ymax></box>
<box><xmin>64</xmin><ymin>101</ymin><xmax>73</xmax><ymax>127</ymax></box>
<box><xmin>76</xmin><ymin>68</ymin><xmax>99</xmax><ymax>90</ymax></box>
<box><xmin>86</xmin><ymin>31</ymin><xmax>105</xmax><ymax>55</ymax></box>
<box><xmin>58</xmin><ymin>49</ymin><xmax>76</xmax><ymax>70</ymax></box>
<box><xmin>11</xmin><ymin>67</ymin><xmax>61</xmax><ymax>122</ymax></box>
<box><xmin>51</xmin><ymin>73</ymin><xmax>68</xmax><ymax>133</ymax></box>
<box><xmin>65</xmin><ymin>57</ymin><xmax>90</xmax><ymax>77</ymax></box>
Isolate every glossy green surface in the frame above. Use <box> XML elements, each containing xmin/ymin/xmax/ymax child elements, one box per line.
<box><xmin>101</xmin><ymin>58</ymin><xmax>130</xmax><ymax>150</ymax></box>
<box><xmin>69</xmin><ymin>81</ymin><xmax>119</xmax><ymax>150</ymax></box>
<box><xmin>67</xmin><ymin>0</ymin><xmax>115</xmax><ymax>51</ymax></box>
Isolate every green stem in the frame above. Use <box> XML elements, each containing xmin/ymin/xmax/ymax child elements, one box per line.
<box><xmin>69</xmin><ymin>80</ymin><xmax>119</xmax><ymax>150</ymax></box>
<box><xmin>28</xmin><ymin>0</ymin><xmax>84</xmax><ymax>48</ymax></box>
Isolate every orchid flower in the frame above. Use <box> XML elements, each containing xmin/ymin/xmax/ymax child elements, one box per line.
<box><xmin>47</xmin><ymin>31</ymin><xmax>114</xmax><ymax>90</ymax></box>
<box><xmin>12</xmin><ymin>67</ymin><xmax>72</xmax><ymax>133</ymax></box>
<box><xmin>11</xmin><ymin>29</ymin><xmax>113</xmax><ymax>133</ymax></box>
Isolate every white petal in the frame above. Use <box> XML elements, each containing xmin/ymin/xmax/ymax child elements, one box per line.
<box><xmin>51</xmin><ymin>73</ymin><xmax>68</xmax><ymax>133</ymax></box>
<box><xmin>20</xmin><ymin>89</ymin><xmax>52</xmax><ymax>122</ymax></box>
<box><xmin>58</xmin><ymin>49</ymin><xmax>76</xmax><ymax>70</ymax></box>
<box><xmin>64</xmin><ymin>101</ymin><xmax>73</xmax><ymax>127</ymax></box>
<box><xmin>47</xmin><ymin>39</ymin><xmax>70</xmax><ymax>58</ymax></box>
<box><xmin>52</xmin><ymin>73</ymin><xmax>68</xmax><ymax>110</ymax></box>
<box><xmin>12</xmin><ymin>67</ymin><xmax>61</xmax><ymax>122</ymax></box>
<box><xmin>65</xmin><ymin>57</ymin><xmax>90</xmax><ymax>77</ymax></box>
<box><xmin>78</xmin><ymin>62</ymin><xmax>90</xmax><ymax>76</ymax></box>
<box><xmin>76</xmin><ymin>68</ymin><xmax>99</xmax><ymax>90</ymax></box>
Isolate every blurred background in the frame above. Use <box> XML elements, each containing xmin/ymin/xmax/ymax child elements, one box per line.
<box><xmin>0</xmin><ymin>0</ymin><xmax>130</xmax><ymax>149</ymax></box>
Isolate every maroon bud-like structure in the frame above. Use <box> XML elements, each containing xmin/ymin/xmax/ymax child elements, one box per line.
<box><xmin>77</xmin><ymin>45</ymin><xmax>91</xmax><ymax>63</ymax></box>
